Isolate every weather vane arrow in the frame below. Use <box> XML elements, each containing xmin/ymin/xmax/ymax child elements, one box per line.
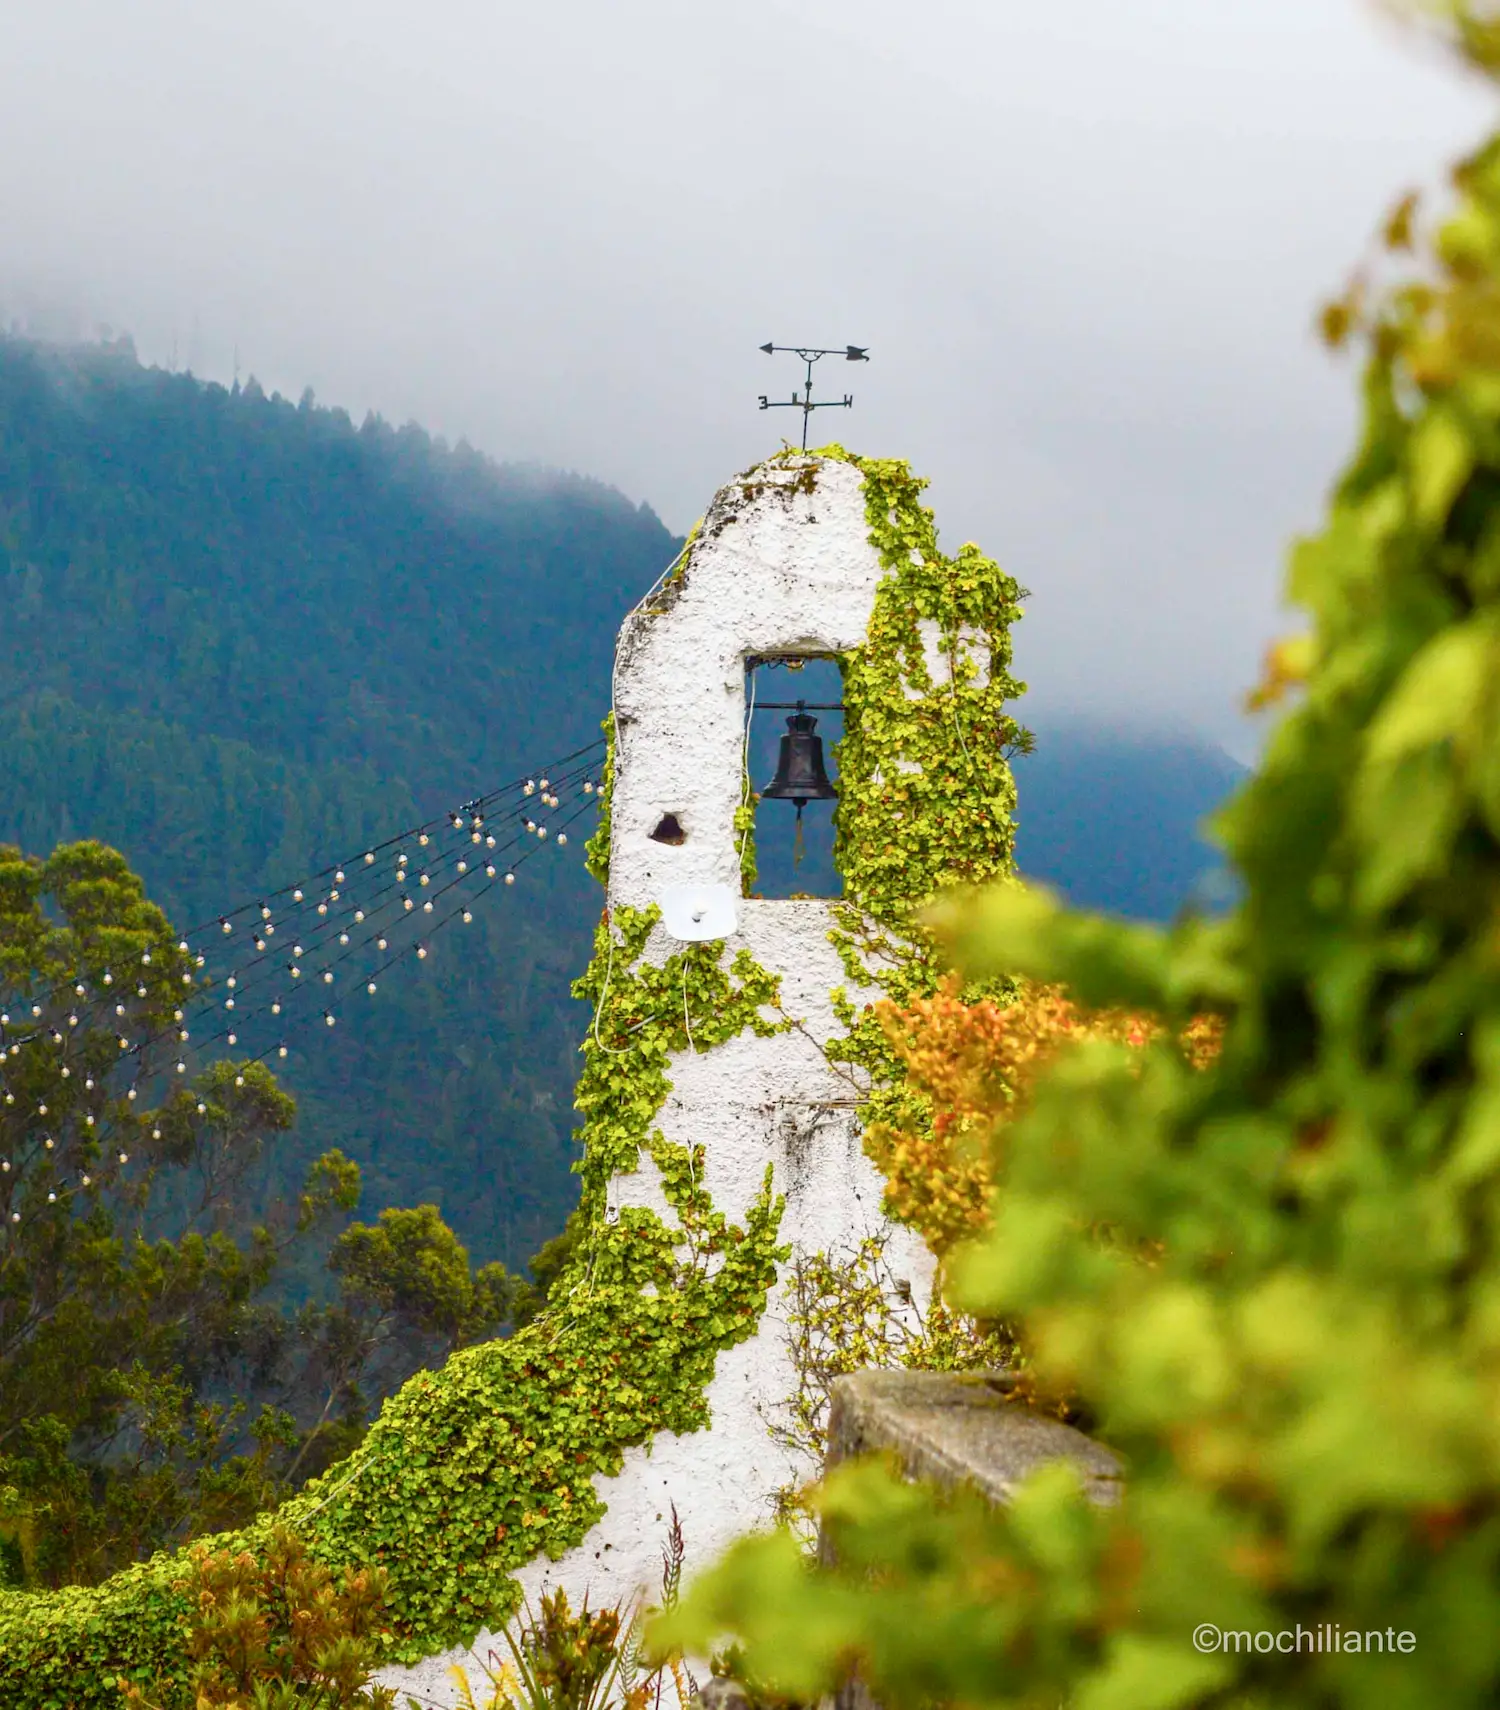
<box><xmin>758</xmin><ymin>342</ymin><xmax>870</xmax><ymax>450</ymax></box>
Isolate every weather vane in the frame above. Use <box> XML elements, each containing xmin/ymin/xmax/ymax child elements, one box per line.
<box><xmin>758</xmin><ymin>342</ymin><xmax>870</xmax><ymax>450</ymax></box>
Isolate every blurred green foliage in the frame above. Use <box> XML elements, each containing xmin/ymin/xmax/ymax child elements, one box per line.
<box><xmin>653</xmin><ymin>8</ymin><xmax>1500</xmax><ymax>1707</ymax></box>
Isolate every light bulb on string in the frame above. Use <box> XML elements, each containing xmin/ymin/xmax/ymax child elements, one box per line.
<box><xmin>74</xmin><ymin>983</ymin><xmax>85</xmax><ymax>996</ymax></box>
<box><xmin>115</xmin><ymin>1004</ymin><xmax>125</xmax><ymax>1018</ymax></box>
<box><xmin>505</xmin><ymin>873</ymin><xmax>515</xmax><ymax>885</ymax></box>
<box><xmin>325</xmin><ymin>1013</ymin><xmax>336</xmax><ymax>1027</ymax></box>
<box><xmin>487</xmin><ymin>865</ymin><xmax>497</xmax><ymax>879</ymax></box>
<box><xmin>367</xmin><ymin>982</ymin><xmax>377</xmax><ymax>994</ymax></box>
<box><xmin>457</xmin><ymin>861</ymin><xmax>468</xmax><ymax>874</ymax></box>
<box><xmin>235</xmin><ymin>1074</ymin><xmax>244</xmax><ymax>1086</ymax></box>
<box><xmin>271</xmin><ymin>1002</ymin><xmax>281</xmax><ymax>1015</ymax></box>
<box><xmin>278</xmin><ymin>1045</ymin><xmax>288</xmax><ymax>1058</ymax></box>
<box><xmin>221</xmin><ymin>920</ymin><xmax>231</xmax><ymax>935</ymax></box>
<box><xmin>403</xmin><ymin>897</ymin><xmax>413</xmax><ymax>912</ymax></box>
<box><xmin>419</xmin><ymin>873</ymin><xmax>430</xmax><ymax>887</ymax></box>
<box><xmin>423</xmin><ymin>901</ymin><xmax>433</xmax><ymax>913</ymax></box>
<box><xmin>323</xmin><ymin>972</ymin><xmax>333</xmax><ymax>984</ymax></box>
<box><xmin>462</xmin><ymin>911</ymin><xmax>473</xmax><ymax>924</ymax></box>
<box><xmin>228</xmin><ymin>1033</ymin><xmax>237</xmax><ymax>1046</ymax></box>
<box><xmin>294</xmin><ymin>889</ymin><xmax>304</xmax><ymax>903</ymax></box>
<box><xmin>525</xmin><ymin>781</ymin><xmax>535</xmax><ymax>794</ymax></box>
<box><xmin>417</xmin><ymin>946</ymin><xmax>427</xmax><ymax>960</ymax></box>
<box><xmin>419</xmin><ymin>834</ymin><xmax>429</xmax><ymax>847</ymax></box>
<box><xmin>355</xmin><ymin>910</ymin><xmax>365</xmax><ymax>923</ymax></box>
<box><xmin>540</xmin><ymin>778</ymin><xmax>549</xmax><ymax>789</ymax></box>
<box><xmin>103</xmin><ymin>973</ymin><xmax>113</xmax><ymax>985</ymax></box>
<box><xmin>339</xmin><ymin>933</ymin><xmax>350</xmax><ymax>945</ymax></box>
<box><xmin>142</xmin><ymin>952</ymin><xmax>152</xmax><ymax>965</ymax></box>
<box><xmin>261</xmin><ymin>905</ymin><xmax>271</xmax><ymax>920</ymax></box>
<box><xmin>557</xmin><ymin>834</ymin><xmax>568</xmax><ymax>845</ymax></box>
<box><xmin>335</xmin><ymin>870</ymin><xmax>345</xmax><ymax>884</ymax></box>
<box><xmin>196</xmin><ymin>1101</ymin><xmax>206</xmax><ymax>1114</ymax></box>
<box><xmin>176</xmin><ymin>1062</ymin><xmax>186</xmax><ymax>1074</ymax></box>
<box><xmin>365</xmin><ymin>852</ymin><xmax>375</xmax><ymax>865</ymax></box>
<box><xmin>486</xmin><ymin>836</ymin><xmax>496</xmax><ymax>848</ymax></box>
<box><xmin>118</xmin><ymin>1152</ymin><xmax>129</xmax><ymax>1164</ymax></box>
<box><xmin>31</xmin><ymin>1005</ymin><xmax>41</xmax><ymax>1018</ymax></box>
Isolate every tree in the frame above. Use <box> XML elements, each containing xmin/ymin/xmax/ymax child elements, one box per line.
<box><xmin>0</xmin><ymin>840</ymin><xmax>520</xmax><ymax>1587</ymax></box>
<box><xmin>654</xmin><ymin>8</ymin><xmax>1500</xmax><ymax>1707</ymax></box>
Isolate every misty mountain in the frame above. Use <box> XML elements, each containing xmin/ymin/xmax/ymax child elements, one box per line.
<box><xmin>0</xmin><ymin>335</ymin><xmax>1246</xmax><ymax>1273</ymax></box>
<box><xmin>1013</xmin><ymin>727</ymin><xmax>1245</xmax><ymax>921</ymax></box>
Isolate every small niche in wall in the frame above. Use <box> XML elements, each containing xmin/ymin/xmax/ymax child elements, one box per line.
<box><xmin>743</xmin><ymin>654</ymin><xmax>844</xmax><ymax>899</ymax></box>
<box><xmin>649</xmin><ymin>813</ymin><xmax>686</xmax><ymax>845</ymax></box>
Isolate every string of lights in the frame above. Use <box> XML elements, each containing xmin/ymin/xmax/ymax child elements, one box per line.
<box><xmin>184</xmin><ymin>749</ymin><xmax>603</xmax><ymax>1022</ymax></box>
<box><xmin>180</xmin><ymin>738</ymin><xmax>606</xmax><ymax>937</ymax></box>
<box><xmin>191</xmin><ymin>779</ymin><xmax>603</xmax><ymax>1063</ymax></box>
<box><xmin>2</xmin><ymin>743</ymin><xmax>605</xmax><ymax>1067</ymax></box>
<box><xmin>0</xmin><ymin>736</ymin><xmax>611</xmax><ymax>1231</ymax></box>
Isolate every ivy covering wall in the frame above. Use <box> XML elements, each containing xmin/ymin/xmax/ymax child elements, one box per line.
<box><xmin>0</xmin><ymin>449</ymin><xmax>1029</xmax><ymax>1707</ymax></box>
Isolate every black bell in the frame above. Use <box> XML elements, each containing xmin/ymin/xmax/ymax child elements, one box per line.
<box><xmin>761</xmin><ymin>704</ymin><xmax>838</xmax><ymax>813</ymax></box>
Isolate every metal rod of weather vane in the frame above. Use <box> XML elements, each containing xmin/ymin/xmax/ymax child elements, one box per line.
<box><xmin>757</xmin><ymin>342</ymin><xmax>868</xmax><ymax>450</ymax></box>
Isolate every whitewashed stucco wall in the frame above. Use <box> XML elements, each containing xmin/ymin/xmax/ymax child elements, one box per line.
<box><xmin>379</xmin><ymin>456</ymin><xmax>966</xmax><ymax>1705</ymax></box>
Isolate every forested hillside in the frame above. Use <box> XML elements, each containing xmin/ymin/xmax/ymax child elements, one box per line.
<box><xmin>0</xmin><ymin>333</ymin><xmax>680</xmax><ymax>1267</ymax></box>
<box><xmin>0</xmin><ymin>334</ymin><xmax>1244</xmax><ymax>1273</ymax></box>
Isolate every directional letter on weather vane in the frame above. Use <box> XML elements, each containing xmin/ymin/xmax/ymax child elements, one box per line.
<box><xmin>758</xmin><ymin>342</ymin><xmax>869</xmax><ymax>451</ymax></box>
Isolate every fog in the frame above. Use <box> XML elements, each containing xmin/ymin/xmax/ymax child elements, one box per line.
<box><xmin>1</xmin><ymin>0</ymin><xmax>1491</xmax><ymax>760</ymax></box>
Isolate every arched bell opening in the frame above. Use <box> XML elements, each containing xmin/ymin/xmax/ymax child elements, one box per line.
<box><xmin>742</xmin><ymin>653</ymin><xmax>846</xmax><ymax>899</ymax></box>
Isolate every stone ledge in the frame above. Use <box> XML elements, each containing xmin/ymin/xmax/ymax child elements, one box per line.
<box><xmin>825</xmin><ymin>1369</ymin><xmax>1123</xmax><ymax>1512</ymax></box>
<box><xmin>821</xmin><ymin>1371</ymin><xmax>1123</xmax><ymax>1710</ymax></box>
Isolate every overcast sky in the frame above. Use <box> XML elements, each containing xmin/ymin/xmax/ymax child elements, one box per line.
<box><xmin>0</xmin><ymin>1</ymin><xmax>1492</xmax><ymax>762</ymax></box>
